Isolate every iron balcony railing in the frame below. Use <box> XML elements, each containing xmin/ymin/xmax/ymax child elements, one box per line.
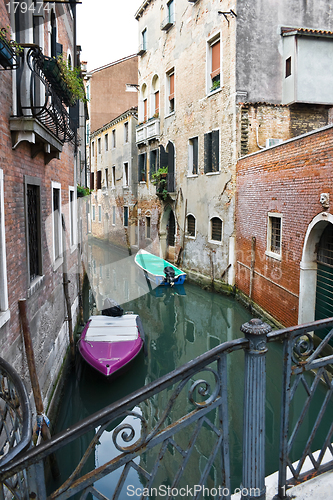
<box><xmin>0</xmin><ymin>317</ymin><xmax>332</xmax><ymax>499</ymax></box>
<box><xmin>13</xmin><ymin>46</ymin><xmax>76</xmax><ymax>145</ymax></box>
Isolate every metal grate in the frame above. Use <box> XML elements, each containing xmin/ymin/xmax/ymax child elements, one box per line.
<box><xmin>211</xmin><ymin>217</ymin><xmax>222</xmax><ymax>241</ymax></box>
<box><xmin>27</xmin><ymin>185</ymin><xmax>40</xmax><ymax>281</ymax></box>
<box><xmin>187</xmin><ymin>214</ymin><xmax>196</xmax><ymax>237</ymax></box>
<box><xmin>270</xmin><ymin>216</ymin><xmax>281</xmax><ymax>254</ymax></box>
<box><xmin>318</xmin><ymin>224</ymin><xmax>333</xmax><ymax>266</ymax></box>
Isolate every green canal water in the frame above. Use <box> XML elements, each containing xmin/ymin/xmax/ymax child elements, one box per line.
<box><xmin>48</xmin><ymin>239</ymin><xmax>333</xmax><ymax>499</ymax></box>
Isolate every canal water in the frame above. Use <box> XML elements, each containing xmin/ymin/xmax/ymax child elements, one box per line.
<box><xmin>48</xmin><ymin>239</ymin><xmax>333</xmax><ymax>499</ymax></box>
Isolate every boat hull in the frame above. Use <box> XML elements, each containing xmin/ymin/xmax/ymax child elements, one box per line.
<box><xmin>78</xmin><ymin>315</ymin><xmax>144</xmax><ymax>378</ymax></box>
<box><xmin>134</xmin><ymin>249</ymin><xmax>186</xmax><ymax>287</ymax></box>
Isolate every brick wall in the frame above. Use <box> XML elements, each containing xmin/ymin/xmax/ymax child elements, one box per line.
<box><xmin>236</xmin><ymin>125</ymin><xmax>333</xmax><ymax>326</ymax></box>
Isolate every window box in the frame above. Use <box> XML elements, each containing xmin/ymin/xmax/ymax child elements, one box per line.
<box><xmin>0</xmin><ymin>35</ymin><xmax>14</xmax><ymax>69</ymax></box>
<box><xmin>41</xmin><ymin>56</ymin><xmax>77</xmax><ymax>106</ymax></box>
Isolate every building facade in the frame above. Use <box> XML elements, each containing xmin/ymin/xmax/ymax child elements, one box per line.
<box><xmin>236</xmin><ymin>125</ymin><xmax>333</xmax><ymax>328</ymax></box>
<box><xmin>0</xmin><ymin>0</ymin><xmax>81</xmax><ymax>411</ymax></box>
<box><xmin>89</xmin><ymin>108</ymin><xmax>140</xmax><ymax>250</ymax></box>
<box><xmin>134</xmin><ymin>0</ymin><xmax>333</xmax><ymax>286</ymax></box>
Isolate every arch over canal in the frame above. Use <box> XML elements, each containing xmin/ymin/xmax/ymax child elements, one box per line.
<box><xmin>299</xmin><ymin>212</ymin><xmax>333</xmax><ymax>324</ymax></box>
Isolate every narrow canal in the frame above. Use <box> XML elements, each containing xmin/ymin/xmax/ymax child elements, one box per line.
<box><xmin>48</xmin><ymin>238</ymin><xmax>332</xmax><ymax>499</ymax></box>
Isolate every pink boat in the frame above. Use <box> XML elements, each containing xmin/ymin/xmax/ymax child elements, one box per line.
<box><xmin>78</xmin><ymin>314</ymin><xmax>145</xmax><ymax>377</ymax></box>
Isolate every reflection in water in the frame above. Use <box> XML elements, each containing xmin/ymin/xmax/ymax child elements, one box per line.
<box><xmin>49</xmin><ymin>239</ymin><xmax>333</xmax><ymax>498</ymax></box>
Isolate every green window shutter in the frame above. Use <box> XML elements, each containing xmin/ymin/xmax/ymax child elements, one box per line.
<box><xmin>204</xmin><ymin>133</ymin><xmax>211</xmax><ymax>173</ymax></box>
<box><xmin>212</xmin><ymin>130</ymin><xmax>219</xmax><ymax>172</ymax></box>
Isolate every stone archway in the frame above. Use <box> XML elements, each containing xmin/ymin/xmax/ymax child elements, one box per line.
<box><xmin>298</xmin><ymin>213</ymin><xmax>333</xmax><ymax>324</ymax></box>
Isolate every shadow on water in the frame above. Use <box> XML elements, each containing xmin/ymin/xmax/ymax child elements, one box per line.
<box><xmin>48</xmin><ymin>240</ymin><xmax>333</xmax><ymax>499</ymax></box>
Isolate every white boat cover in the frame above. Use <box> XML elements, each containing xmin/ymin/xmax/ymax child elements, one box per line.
<box><xmin>85</xmin><ymin>314</ymin><xmax>139</xmax><ymax>342</ymax></box>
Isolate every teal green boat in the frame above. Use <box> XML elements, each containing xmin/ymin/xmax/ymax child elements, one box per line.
<box><xmin>134</xmin><ymin>249</ymin><xmax>186</xmax><ymax>286</ymax></box>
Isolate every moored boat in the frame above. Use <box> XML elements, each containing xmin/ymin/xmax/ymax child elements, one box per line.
<box><xmin>134</xmin><ymin>249</ymin><xmax>186</xmax><ymax>286</ymax></box>
<box><xmin>78</xmin><ymin>312</ymin><xmax>145</xmax><ymax>378</ymax></box>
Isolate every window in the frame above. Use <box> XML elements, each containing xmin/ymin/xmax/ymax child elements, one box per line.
<box><xmin>69</xmin><ymin>187</ymin><xmax>75</xmax><ymax>247</ymax></box>
<box><xmin>186</xmin><ymin>214</ymin><xmax>196</xmax><ymax>238</ymax></box>
<box><xmin>167</xmin><ymin>70</ymin><xmax>175</xmax><ymax>114</ymax></box>
<box><xmin>150</xmin><ymin>149</ymin><xmax>159</xmax><ymax>179</ymax></box>
<box><xmin>138</xmin><ymin>153</ymin><xmax>147</xmax><ymax>182</ymax></box>
<box><xmin>152</xmin><ymin>75</ymin><xmax>160</xmax><ymax>116</ymax></box>
<box><xmin>112</xmin><ymin>129</ymin><xmax>116</xmax><ymax>148</ymax></box>
<box><xmin>124</xmin><ymin>122</ymin><xmax>129</xmax><ymax>143</ymax></box>
<box><xmin>112</xmin><ymin>206</ymin><xmax>116</xmax><ymax>225</ymax></box>
<box><xmin>204</xmin><ymin>130</ymin><xmax>219</xmax><ymax>173</ymax></box>
<box><xmin>142</xmin><ymin>28</ymin><xmax>147</xmax><ymax>51</ymax></box>
<box><xmin>91</xmin><ymin>141</ymin><xmax>95</xmax><ymax>157</ymax></box>
<box><xmin>98</xmin><ymin>137</ymin><xmax>101</xmax><ymax>155</ymax></box>
<box><xmin>124</xmin><ymin>206</ymin><xmax>129</xmax><ymax>227</ymax></box>
<box><xmin>25</xmin><ymin>177</ymin><xmax>42</xmax><ymax>283</ymax></box>
<box><xmin>90</xmin><ymin>171</ymin><xmax>94</xmax><ymax>190</ymax></box>
<box><xmin>123</xmin><ymin>162</ymin><xmax>129</xmax><ymax>187</ymax></box>
<box><xmin>0</xmin><ymin>170</ymin><xmax>8</xmax><ymax>320</ymax></box>
<box><xmin>92</xmin><ymin>205</ymin><xmax>96</xmax><ymax>221</ymax></box>
<box><xmin>266</xmin><ymin>213</ymin><xmax>282</xmax><ymax>259</ymax></box>
<box><xmin>52</xmin><ymin>183</ymin><xmax>62</xmax><ymax>261</ymax></box>
<box><xmin>285</xmin><ymin>57</ymin><xmax>291</xmax><ymax>78</ymax></box>
<box><xmin>98</xmin><ymin>205</ymin><xmax>102</xmax><ymax>223</ymax></box>
<box><xmin>146</xmin><ymin>216</ymin><xmax>151</xmax><ymax>239</ymax></box>
<box><xmin>143</xmin><ymin>98</ymin><xmax>148</xmax><ymax>122</ymax></box>
<box><xmin>210</xmin><ymin>217</ymin><xmax>222</xmax><ymax>243</ymax></box>
<box><xmin>96</xmin><ymin>170</ymin><xmax>102</xmax><ymax>190</ymax></box>
<box><xmin>105</xmin><ymin>134</ymin><xmax>108</xmax><ymax>151</ymax></box>
<box><xmin>188</xmin><ymin>137</ymin><xmax>198</xmax><ymax>175</ymax></box>
<box><xmin>161</xmin><ymin>0</ymin><xmax>175</xmax><ymax>29</ymax></box>
<box><xmin>105</xmin><ymin>168</ymin><xmax>109</xmax><ymax>188</ymax></box>
<box><xmin>111</xmin><ymin>166</ymin><xmax>116</xmax><ymax>188</ymax></box>
<box><xmin>208</xmin><ymin>35</ymin><xmax>221</xmax><ymax>92</ymax></box>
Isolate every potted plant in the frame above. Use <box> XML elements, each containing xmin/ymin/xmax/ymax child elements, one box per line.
<box><xmin>151</xmin><ymin>166</ymin><xmax>168</xmax><ymax>200</ymax></box>
<box><xmin>77</xmin><ymin>185</ymin><xmax>91</xmax><ymax>198</ymax></box>
<box><xmin>42</xmin><ymin>54</ymin><xmax>87</xmax><ymax>106</ymax></box>
<box><xmin>0</xmin><ymin>26</ymin><xmax>22</xmax><ymax>69</ymax></box>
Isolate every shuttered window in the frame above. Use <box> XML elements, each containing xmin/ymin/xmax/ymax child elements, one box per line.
<box><xmin>155</xmin><ymin>91</ymin><xmax>159</xmax><ymax>115</ymax></box>
<box><xmin>27</xmin><ymin>183</ymin><xmax>41</xmax><ymax>281</ymax></box>
<box><xmin>150</xmin><ymin>149</ymin><xmax>159</xmax><ymax>179</ymax></box>
<box><xmin>90</xmin><ymin>171</ymin><xmax>94</xmax><ymax>190</ymax></box>
<box><xmin>144</xmin><ymin>99</ymin><xmax>148</xmax><ymax>122</ymax></box>
<box><xmin>124</xmin><ymin>206</ymin><xmax>128</xmax><ymax>227</ymax></box>
<box><xmin>168</xmin><ymin>71</ymin><xmax>175</xmax><ymax>113</ymax></box>
<box><xmin>204</xmin><ymin>130</ymin><xmax>219</xmax><ymax>173</ymax></box>
<box><xmin>211</xmin><ymin>40</ymin><xmax>220</xmax><ymax>79</ymax></box>
<box><xmin>97</xmin><ymin>170</ymin><xmax>102</xmax><ymax>190</ymax></box>
<box><xmin>210</xmin><ymin>217</ymin><xmax>222</xmax><ymax>242</ymax></box>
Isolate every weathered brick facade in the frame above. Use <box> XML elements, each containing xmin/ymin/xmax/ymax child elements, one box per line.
<box><xmin>0</xmin><ymin>1</ymin><xmax>80</xmax><ymax>411</ymax></box>
<box><xmin>236</xmin><ymin>125</ymin><xmax>333</xmax><ymax>326</ymax></box>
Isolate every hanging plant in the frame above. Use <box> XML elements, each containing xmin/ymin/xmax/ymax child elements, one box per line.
<box><xmin>151</xmin><ymin>167</ymin><xmax>168</xmax><ymax>200</ymax></box>
<box><xmin>56</xmin><ymin>54</ymin><xmax>88</xmax><ymax>104</ymax></box>
<box><xmin>0</xmin><ymin>26</ymin><xmax>22</xmax><ymax>69</ymax></box>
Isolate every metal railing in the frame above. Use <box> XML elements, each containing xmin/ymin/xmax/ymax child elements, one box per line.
<box><xmin>0</xmin><ymin>317</ymin><xmax>332</xmax><ymax>499</ymax></box>
<box><xmin>14</xmin><ymin>46</ymin><xmax>77</xmax><ymax>145</ymax></box>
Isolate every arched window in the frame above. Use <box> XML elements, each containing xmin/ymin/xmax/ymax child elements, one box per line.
<box><xmin>210</xmin><ymin>217</ymin><xmax>222</xmax><ymax>242</ymax></box>
<box><xmin>186</xmin><ymin>214</ymin><xmax>196</xmax><ymax>238</ymax></box>
<box><xmin>152</xmin><ymin>75</ymin><xmax>160</xmax><ymax>117</ymax></box>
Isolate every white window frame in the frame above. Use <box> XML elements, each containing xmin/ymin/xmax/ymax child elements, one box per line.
<box><xmin>69</xmin><ymin>186</ymin><xmax>77</xmax><ymax>250</ymax></box>
<box><xmin>112</xmin><ymin>129</ymin><xmax>116</xmax><ymax>149</ymax></box>
<box><xmin>145</xmin><ymin>215</ymin><xmax>151</xmax><ymax>239</ymax></box>
<box><xmin>98</xmin><ymin>204</ymin><xmax>102</xmax><ymax>223</ymax></box>
<box><xmin>105</xmin><ymin>133</ymin><xmax>108</xmax><ymax>152</ymax></box>
<box><xmin>266</xmin><ymin>212</ymin><xmax>282</xmax><ymax>260</ymax></box>
<box><xmin>0</xmin><ymin>170</ymin><xmax>9</xmax><ymax>327</ymax></box>
<box><xmin>166</xmin><ymin>68</ymin><xmax>175</xmax><ymax>116</ymax></box>
<box><xmin>206</xmin><ymin>32</ymin><xmax>222</xmax><ymax>95</ymax></box>
<box><xmin>124</xmin><ymin>122</ymin><xmax>129</xmax><ymax>143</ymax></box>
<box><xmin>123</xmin><ymin>162</ymin><xmax>129</xmax><ymax>188</ymax></box>
<box><xmin>188</xmin><ymin>137</ymin><xmax>199</xmax><ymax>176</ymax></box>
<box><xmin>208</xmin><ymin>216</ymin><xmax>223</xmax><ymax>244</ymax></box>
<box><xmin>111</xmin><ymin>166</ymin><xmax>116</xmax><ymax>189</ymax></box>
<box><xmin>51</xmin><ymin>181</ymin><xmax>63</xmax><ymax>268</ymax></box>
<box><xmin>92</xmin><ymin>204</ymin><xmax>96</xmax><ymax>222</ymax></box>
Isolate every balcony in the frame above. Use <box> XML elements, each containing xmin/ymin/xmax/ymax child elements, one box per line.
<box><xmin>10</xmin><ymin>46</ymin><xmax>77</xmax><ymax>162</ymax></box>
<box><xmin>136</xmin><ymin>116</ymin><xmax>160</xmax><ymax>145</ymax></box>
<box><xmin>137</xmin><ymin>43</ymin><xmax>147</xmax><ymax>56</ymax></box>
<box><xmin>161</xmin><ymin>13</ymin><xmax>175</xmax><ymax>31</ymax></box>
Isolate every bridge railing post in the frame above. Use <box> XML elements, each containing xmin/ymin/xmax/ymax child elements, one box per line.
<box><xmin>240</xmin><ymin>318</ymin><xmax>272</xmax><ymax>500</ymax></box>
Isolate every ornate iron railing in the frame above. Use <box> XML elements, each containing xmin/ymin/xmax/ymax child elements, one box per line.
<box><xmin>0</xmin><ymin>318</ymin><xmax>332</xmax><ymax>499</ymax></box>
<box><xmin>0</xmin><ymin>357</ymin><xmax>31</xmax><ymax>498</ymax></box>
<box><xmin>14</xmin><ymin>46</ymin><xmax>76</xmax><ymax>144</ymax></box>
